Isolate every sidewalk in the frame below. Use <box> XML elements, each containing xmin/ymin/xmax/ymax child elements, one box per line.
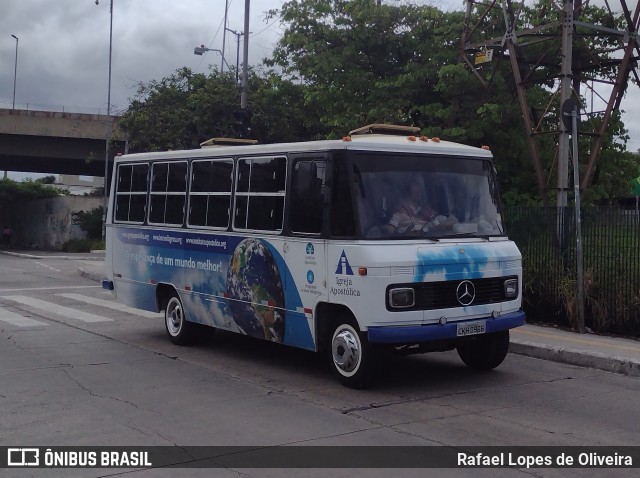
<box><xmin>0</xmin><ymin>249</ymin><xmax>105</xmax><ymax>261</ymax></box>
<box><xmin>2</xmin><ymin>249</ymin><xmax>639</xmax><ymax>378</ymax></box>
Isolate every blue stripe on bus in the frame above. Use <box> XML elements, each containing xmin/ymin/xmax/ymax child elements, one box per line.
<box><xmin>367</xmin><ymin>310</ymin><xmax>525</xmax><ymax>344</ymax></box>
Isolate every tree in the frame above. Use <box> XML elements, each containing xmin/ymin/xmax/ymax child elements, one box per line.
<box><xmin>119</xmin><ymin>0</ymin><xmax>638</xmax><ymax>205</ymax></box>
<box><xmin>36</xmin><ymin>175</ymin><xmax>57</xmax><ymax>185</ymax></box>
<box><xmin>120</xmin><ymin>67</ymin><xmax>239</xmax><ymax>152</ymax></box>
<box><xmin>268</xmin><ymin>0</ymin><xmax>469</xmax><ymax>136</ymax></box>
<box><xmin>120</xmin><ymin>67</ymin><xmax>323</xmax><ymax>152</ymax></box>
<box><xmin>0</xmin><ymin>178</ymin><xmax>62</xmax><ymax>210</ymax></box>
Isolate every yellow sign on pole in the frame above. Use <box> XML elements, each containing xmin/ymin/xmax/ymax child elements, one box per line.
<box><xmin>474</xmin><ymin>49</ymin><xmax>494</xmax><ymax>65</ymax></box>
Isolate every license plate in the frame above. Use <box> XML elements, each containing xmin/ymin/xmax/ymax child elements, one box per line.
<box><xmin>456</xmin><ymin>320</ymin><xmax>486</xmax><ymax>337</ymax></box>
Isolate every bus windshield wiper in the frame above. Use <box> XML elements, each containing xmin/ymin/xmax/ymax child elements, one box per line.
<box><xmin>436</xmin><ymin>233</ymin><xmax>490</xmax><ymax>240</ymax></box>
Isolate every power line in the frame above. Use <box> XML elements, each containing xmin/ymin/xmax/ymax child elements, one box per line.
<box><xmin>250</xmin><ymin>17</ymin><xmax>279</xmax><ymax>38</ymax></box>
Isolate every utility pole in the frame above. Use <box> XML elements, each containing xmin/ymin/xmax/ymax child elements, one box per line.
<box><xmin>240</xmin><ymin>0</ymin><xmax>250</xmax><ymax>109</ymax></box>
<box><xmin>226</xmin><ymin>28</ymin><xmax>243</xmax><ymax>83</ymax></box>
<box><xmin>461</xmin><ymin>0</ymin><xmax>640</xmax><ymax>207</ymax></box>
<box><xmin>221</xmin><ymin>0</ymin><xmax>229</xmax><ymax>73</ymax></box>
<box><xmin>557</xmin><ymin>0</ymin><xmax>574</xmax><ymax>215</ymax></box>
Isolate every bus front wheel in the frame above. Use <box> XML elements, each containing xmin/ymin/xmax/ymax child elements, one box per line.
<box><xmin>164</xmin><ymin>292</ymin><xmax>195</xmax><ymax>345</ymax></box>
<box><xmin>457</xmin><ymin>330</ymin><xmax>510</xmax><ymax>370</ymax></box>
<box><xmin>328</xmin><ymin>319</ymin><xmax>376</xmax><ymax>389</ymax></box>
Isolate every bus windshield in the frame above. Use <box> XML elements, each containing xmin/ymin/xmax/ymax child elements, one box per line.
<box><xmin>351</xmin><ymin>153</ymin><xmax>504</xmax><ymax>239</ymax></box>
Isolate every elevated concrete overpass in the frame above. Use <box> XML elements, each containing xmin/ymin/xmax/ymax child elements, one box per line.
<box><xmin>0</xmin><ymin>108</ymin><xmax>128</xmax><ymax>177</ymax></box>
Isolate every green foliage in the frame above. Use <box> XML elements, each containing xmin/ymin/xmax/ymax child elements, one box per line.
<box><xmin>268</xmin><ymin>0</ymin><xmax>467</xmax><ymax>136</ymax></box>
<box><xmin>506</xmin><ymin>207</ymin><xmax>640</xmax><ymax>336</ymax></box>
<box><xmin>72</xmin><ymin>207</ymin><xmax>104</xmax><ymax>240</ymax></box>
<box><xmin>36</xmin><ymin>175</ymin><xmax>56</xmax><ymax>184</ymax></box>
<box><xmin>0</xmin><ymin>178</ymin><xmax>62</xmax><ymax>209</ymax></box>
<box><xmin>120</xmin><ymin>66</ymin><xmax>322</xmax><ymax>152</ymax></box>
<box><xmin>119</xmin><ymin>0</ymin><xmax>639</xmax><ymax>207</ymax></box>
<box><xmin>62</xmin><ymin>239</ymin><xmax>104</xmax><ymax>253</ymax></box>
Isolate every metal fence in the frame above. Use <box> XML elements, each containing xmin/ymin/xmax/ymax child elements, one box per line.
<box><xmin>503</xmin><ymin>207</ymin><xmax>640</xmax><ymax>336</ymax></box>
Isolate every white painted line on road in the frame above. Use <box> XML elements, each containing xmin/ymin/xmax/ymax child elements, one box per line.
<box><xmin>34</xmin><ymin>261</ymin><xmax>61</xmax><ymax>272</ymax></box>
<box><xmin>0</xmin><ymin>285</ymin><xmax>100</xmax><ymax>293</ymax></box>
<box><xmin>58</xmin><ymin>293</ymin><xmax>161</xmax><ymax>319</ymax></box>
<box><xmin>3</xmin><ymin>296</ymin><xmax>113</xmax><ymax>323</ymax></box>
<box><xmin>0</xmin><ymin>308</ymin><xmax>49</xmax><ymax>327</ymax></box>
<box><xmin>0</xmin><ymin>267</ymin><xmax>26</xmax><ymax>272</ymax></box>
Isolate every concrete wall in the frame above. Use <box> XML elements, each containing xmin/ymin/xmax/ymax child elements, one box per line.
<box><xmin>4</xmin><ymin>196</ymin><xmax>103</xmax><ymax>250</ymax></box>
<box><xmin>0</xmin><ymin>108</ymin><xmax>127</xmax><ymax>176</ymax></box>
<box><xmin>0</xmin><ymin>108</ymin><xmax>126</xmax><ymax>140</ymax></box>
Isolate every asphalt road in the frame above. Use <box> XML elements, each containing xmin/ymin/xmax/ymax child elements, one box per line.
<box><xmin>1</xmin><ymin>254</ymin><xmax>639</xmax><ymax>477</ymax></box>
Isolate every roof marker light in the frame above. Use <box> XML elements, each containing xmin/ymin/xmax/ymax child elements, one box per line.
<box><xmin>431</xmin><ymin>137</ymin><xmax>441</xmax><ymax>143</ymax></box>
<box><xmin>419</xmin><ymin>136</ymin><xmax>429</xmax><ymax>142</ymax></box>
<box><xmin>482</xmin><ymin>145</ymin><xmax>491</xmax><ymax>150</ymax></box>
<box><xmin>407</xmin><ymin>136</ymin><xmax>417</xmax><ymax>142</ymax></box>
<box><xmin>343</xmin><ymin>136</ymin><xmax>352</xmax><ymax>142</ymax></box>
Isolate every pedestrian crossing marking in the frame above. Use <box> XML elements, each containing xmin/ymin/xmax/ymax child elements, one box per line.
<box><xmin>0</xmin><ymin>285</ymin><xmax>100</xmax><ymax>293</ymax></box>
<box><xmin>57</xmin><ymin>293</ymin><xmax>161</xmax><ymax>319</ymax></box>
<box><xmin>3</xmin><ymin>296</ymin><xmax>113</xmax><ymax>323</ymax></box>
<box><xmin>0</xmin><ymin>308</ymin><xmax>49</xmax><ymax>327</ymax></box>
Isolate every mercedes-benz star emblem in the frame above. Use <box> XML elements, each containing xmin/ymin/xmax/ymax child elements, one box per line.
<box><xmin>456</xmin><ymin>280</ymin><xmax>476</xmax><ymax>306</ymax></box>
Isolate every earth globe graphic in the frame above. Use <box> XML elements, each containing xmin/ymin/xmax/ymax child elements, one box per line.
<box><xmin>227</xmin><ymin>238</ymin><xmax>285</xmax><ymax>342</ymax></box>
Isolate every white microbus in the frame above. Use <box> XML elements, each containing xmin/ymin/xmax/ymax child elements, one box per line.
<box><xmin>103</xmin><ymin>124</ymin><xmax>525</xmax><ymax>388</ymax></box>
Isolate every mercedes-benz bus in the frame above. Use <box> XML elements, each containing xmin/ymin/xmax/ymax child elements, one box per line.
<box><xmin>103</xmin><ymin>124</ymin><xmax>525</xmax><ymax>388</ymax></box>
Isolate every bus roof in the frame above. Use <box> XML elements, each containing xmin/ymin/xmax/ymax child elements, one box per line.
<box><xmin>115</xmin><ymin>134</ymin><xmax>493</xmax><ymax>163</ymax></box>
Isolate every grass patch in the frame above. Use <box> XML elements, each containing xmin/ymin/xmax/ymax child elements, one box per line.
<box><xmin>62</xmin><ymin>239</ymin><xmax>105</xmax><ymax>253</ymax></box>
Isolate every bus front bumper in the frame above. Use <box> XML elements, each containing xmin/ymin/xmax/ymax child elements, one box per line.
<box><xmin>367</xmin><ymin>310</ymin><xmax>525</xmax><ymax>344</ymax></box>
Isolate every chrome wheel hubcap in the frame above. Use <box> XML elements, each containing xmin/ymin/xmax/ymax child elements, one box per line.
<box><xmin>332</xmin><ymin>326</ymin><xmax>361</xmax><ymax>374</ymax></box>
<box><xmin>166</xmin><ymin>298</ymin><xmax>182</xmax><ymax>336</ymax></box>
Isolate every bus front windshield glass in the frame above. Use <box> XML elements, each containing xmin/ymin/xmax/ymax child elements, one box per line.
<box><xmin>352</xmin><ymin>153</ymin><xmax>504</xmax><ymax>239</ymax></box>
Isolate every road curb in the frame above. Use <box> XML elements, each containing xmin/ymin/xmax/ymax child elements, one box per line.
<box><xmin>0</xmin><ymin>250</ymin><xmax>104</xmax><ymax>260</ymax></box>
<box><xmin>77</xmin><ymin>267</ymin><xmax>105</xmax><ymax>282</ymax></box>
<box><xmin>509</xmin><ymin>340</ymin><xmax>640</xmax><ymax>378</ymax></box>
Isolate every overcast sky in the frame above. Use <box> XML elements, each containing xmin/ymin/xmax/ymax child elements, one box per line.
<box><xmin>1</xmin><ymin>0</ymin><xmax>639</xmax><ymax>180</ymax></box>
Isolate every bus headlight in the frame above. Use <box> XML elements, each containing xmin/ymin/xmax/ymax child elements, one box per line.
<box><xmin>388</xmin><ymin>288</ymin><xmax>415</xmax><ymax>308</ymax></box>
<box><xmin>504</xmin><ymin>278</ymin><xmax>518</xmax><ymax>298</ymax></box>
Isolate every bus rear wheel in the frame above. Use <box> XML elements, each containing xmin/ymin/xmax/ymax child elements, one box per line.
<box><xmin>328</xmin><ymin>319</ymin><xmax>376</xmax><ymax>389</ymax></box>
<box><xmin>164</xmin><ymin>291</ymin><xmax>195</xmax><ymax>345</ymax></box>
<box><xmin>457</xmin><ymin>330</ymin><xmax>510</xmax><ymax>370</ymax></box>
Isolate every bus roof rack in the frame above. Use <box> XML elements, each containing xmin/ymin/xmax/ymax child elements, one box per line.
<box><xmin>348</xmin><ymin>123</ymin><xmax>421</xmax><ymax>136</ymax></box>
<box><xmin>200</xmin><ymin>137</ymin><xmax>258</xmax><ymax>148</ymax></box>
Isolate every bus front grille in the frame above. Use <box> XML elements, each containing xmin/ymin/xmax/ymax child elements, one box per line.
<box><xmin>418</xmin><ymin>276</ymin><xmax>516</xmax><ymax>310</ymax></box>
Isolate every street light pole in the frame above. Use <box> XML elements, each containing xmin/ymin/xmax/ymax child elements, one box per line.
<box><xmin>96</xmin><ymin>0</ymin><xmax>114</xmax><ymax>240</ymax></box>
<box><xmin>11</xmin><ymin>34</ymin><xmax>18</xmax><ymax>110</ymax></box>
<box><xmin>193</xmin><ymin>45</ymin><xmax>231</xmax><ymax>71</ymax></box>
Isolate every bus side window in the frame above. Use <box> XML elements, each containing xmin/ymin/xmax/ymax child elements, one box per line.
<box><xmin>330</xmin><ymin>160</ymin><xmax>356</xmax><ymax>237</ymax></box>
<box><xmin>115</xmin><ymin>163</ymin><xmax>149</xmax><ymax>223</ymax></box>
<box><xmin>234</xmin><ymin>157</ymin><xmax>286</xmax><ymax>232</ymax></box>
<box><xmin>188</xmin><ymin>159</ymin><xmax>233</xmax><ymax>229</ymax></box>
<box><xmin>290</xmin><ymin>160</ymin><xmax>326</xmax><ymax>234</ymax></box>
<box><xmin>149</xmin><ymin>161</ymin><xmax>187</xmax><ymax>226</ymax></box>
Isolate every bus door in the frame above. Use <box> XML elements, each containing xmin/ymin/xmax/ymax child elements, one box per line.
<box><xmin>284</xmin><ymin>156</ymin><xmax>329</xmax><ymax>350</ymax></box>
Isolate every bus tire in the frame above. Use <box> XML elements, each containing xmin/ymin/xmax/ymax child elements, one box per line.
<box><xmin>457</xmin><ymin>330</ymin><xmax>510</xmax><ymax>370</ymax></box>
<box><xmin>164</xmin><ymin>291</ymin><xmax>195</xmax><ymax>345</ymax></box>
<box><xmin>328</xmin><ymin>319</ymin><xmax>376</xmax><ymax>389</ymax></box>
